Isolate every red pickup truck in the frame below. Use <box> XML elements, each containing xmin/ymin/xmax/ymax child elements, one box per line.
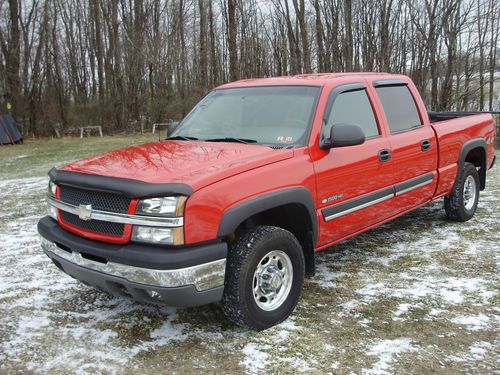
<box><xmin>38</xmin><ymin>73</ymin><xmax>496</xmax><ymax>330</ymax></box>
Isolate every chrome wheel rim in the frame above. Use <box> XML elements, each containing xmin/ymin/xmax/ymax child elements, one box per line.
<box><xmin>463</xmin><ymin>175</ymin><xmax>477</xmax><ymax>211</ymax></box>
<box><xmin>252</xmin><ymin>250</ymin><xmax>293</xmax><ymax>311</ymax></box>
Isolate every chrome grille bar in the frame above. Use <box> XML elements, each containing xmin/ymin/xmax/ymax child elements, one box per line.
<box><xmin>47</xmin><ymin>195</ymin><xmax>183</xmax><ymax>227</ymax></box>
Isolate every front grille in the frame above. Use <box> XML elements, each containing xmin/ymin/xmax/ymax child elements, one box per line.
<box><xmin>60</xmin><ymin>185</ymin><xmax>131</xmax><ymax>213</ymax></box>
<box><xmin>60</xmin><ymin>211</ymin><xmax>125</xmax><ymax>236</ymax></box>
<box><xmin>59</xmin><ymin>185</ymin><xmax>131</xmax><ymax>238</ymax></box>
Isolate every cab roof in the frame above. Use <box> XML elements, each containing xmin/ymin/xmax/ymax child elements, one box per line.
<box><xmin>216</xmin><ymin>72</ymin><xmax>402</xmax><ymax>89</ymax></box>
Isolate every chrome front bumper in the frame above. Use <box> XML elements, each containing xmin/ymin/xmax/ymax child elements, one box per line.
<box><xmin>40</xmin><ymin>235</ymin><xmax>226</xmax><ymax>292</ymax></box>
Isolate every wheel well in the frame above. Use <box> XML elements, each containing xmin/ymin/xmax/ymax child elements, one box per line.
<box><xmin>464</xmin><ymin>147</ymin><xmax>486</xmax><ymax>190</ymax></box>
<box><xmin>233</xmin><ymin>203</ymin><xmax>316</xmax><ymax>276</ymax></box>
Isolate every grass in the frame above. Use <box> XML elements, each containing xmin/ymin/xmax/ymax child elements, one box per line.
<box><xmin>0</xmin><ymin>136</ymin><xmax>498</xmax><ymax>374</ymax></box>
<box><xmin>0</xmin><ymin>134</ymin><xmax>159</xmax><ymax>179</ymax></box>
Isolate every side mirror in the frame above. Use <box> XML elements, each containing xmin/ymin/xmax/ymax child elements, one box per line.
<box><xmin>168</xmin><ymin>121</ymin><xmax>180</xmax><ymax>135</ymax></box>
<box><xmin>322</xmin><ymin>123</ymin><xmax>365</xmax><ymax>149</ymax></box>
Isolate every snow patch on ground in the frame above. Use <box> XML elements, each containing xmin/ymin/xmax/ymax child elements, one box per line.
<box><xmin>1</xmin><ymin>156</ymin><xmax>499</xmax><ymax>374</ymax></box>
<box><xmin>239</xmin><ymin>317</ymin><xmax>308</xmax><ymax>374</ymax></box>
<box><xmin>427</xmin><ymin>308</ymin><xmax>446</xmax><ymax>318</ymax></box>
<box><xmin>240</xmin><ymin>343</ymin><xmax>270</xmax><ymax>374</ymax></box>
<box><xmin>451</xmin><ymin>314</ymin><xmax>490</xmax><ymax>331</ymax></box>
<box><xmin>0</xmin><ymin>175</ymin><xmax>47</xmax><ymax>193</ymax></box>
<box><xmin>278</xmin><ymin>354</ymin><xmax>313</xmax><ymax>372</ymax></box>
<box><xmin>469</xmin><ymin>341</ymin><xmax>493</xmax><ymax>359</ymax></box>
<box><xmin>446</xmin><ymin>341</ymin><xmax>494</xmax><ymax>363</ymax></box>
<box><xmin>392</xmin><ymin>303</ymin><xmax>412</xmax><ymax>321</ymax></box>
<box><xmin>363</xmin><ymin>338</ymin><xmax>417</xmax><ymax>375</ymax></box>
<box><xmin>354</xmin><ymin>272</ymin><xmax>494</xmax><ymax>306</ymax></box>
<box><xmin>311</xmin><ymin>262</ymin><xmax>349</xmax><ymax>288</ymax></box>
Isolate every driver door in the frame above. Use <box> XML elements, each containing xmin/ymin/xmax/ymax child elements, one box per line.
<box><xmin>313</xmin><ymin>83</ymin><xmax>394</xmax><ymax>246</ymax></box>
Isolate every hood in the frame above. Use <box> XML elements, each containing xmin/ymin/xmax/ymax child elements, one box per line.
<box><xmin>60</xmin><ymin>140</ymin><xmax>294</xmax><ymax>192</ymax></box>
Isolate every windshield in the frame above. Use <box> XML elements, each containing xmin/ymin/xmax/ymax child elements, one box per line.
<box><xmin>172</xmin><ymin>86</ymin><xmax>320</xmax><ymax>146</ymax></box>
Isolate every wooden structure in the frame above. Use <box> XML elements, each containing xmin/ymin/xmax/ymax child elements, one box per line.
<box><xmin>80</xmin><ymin>126</ymin><xmax>103</xmax><ymax>138</ymax></box>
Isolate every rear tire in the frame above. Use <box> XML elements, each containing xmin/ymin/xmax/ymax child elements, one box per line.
<box><xmin>222</xmin><ymin>226</ymin><xmax>305</xmax><ymax>330</ymax></box>
<box><xmin>444</xmin><ymin>162</ymin><xmax>480</xmax><ymax>222</ymax></box>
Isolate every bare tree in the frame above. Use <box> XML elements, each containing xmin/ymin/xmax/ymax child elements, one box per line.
<box><xmin>0</xmin><ymin>0</ymin><xmax>498</xmax><ymax>135</ymax></box>
<box><xmin>0</xmin><ymin>0</ymin><xmax>21</xmax><ymax>117</ymax></box>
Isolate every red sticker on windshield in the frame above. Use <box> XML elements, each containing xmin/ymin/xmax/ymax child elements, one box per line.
<box><xmin>277</xmin><ymin>136</ymin><xmax>293</xmax><ymax>143</ymax></box>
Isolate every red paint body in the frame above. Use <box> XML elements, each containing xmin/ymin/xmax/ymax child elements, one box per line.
<box><xmin>59</xmin><ymin>73</ymin><xmax>496</xmax><ymax>250</ymax></box>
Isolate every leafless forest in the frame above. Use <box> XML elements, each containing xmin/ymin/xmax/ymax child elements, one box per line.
<box><xmin>0</xmin><ymin>0</ymin><xmax>499</xmax><ymax>136</ymax></box>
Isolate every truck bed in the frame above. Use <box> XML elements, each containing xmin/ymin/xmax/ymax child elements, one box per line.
<box><xmin>428</xmin><ymin>111</ymin><xmax>495</xmax><ymax>194</ymax></box>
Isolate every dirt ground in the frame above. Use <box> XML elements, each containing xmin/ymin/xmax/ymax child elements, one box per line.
<box><xmin>0</xmin><ymin>136</ymin><xmax>498</xmax><ymax>374</ymax></box>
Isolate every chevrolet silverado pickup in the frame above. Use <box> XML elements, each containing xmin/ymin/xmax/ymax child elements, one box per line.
<box><xmin>38</xmin><ymin>73</ymin><xmax>496</xmax><ymax>330</ymax></box>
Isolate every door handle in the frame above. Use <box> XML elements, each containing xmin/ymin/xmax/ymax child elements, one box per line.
<box><xmin>421</xmin><ymin>139</ymin><xmax>431</xmax><ymax>151</ymax></box>
<box><xmin>378</xmin><ymin>149</ymin><xmax>391</xmax><ymax>162</ymax></box>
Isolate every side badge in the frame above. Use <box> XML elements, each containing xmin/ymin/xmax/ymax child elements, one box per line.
<box><xmin>322</xmin><ymin>194</ymin><xmax>344</xmax><ymax>204</ymax></box>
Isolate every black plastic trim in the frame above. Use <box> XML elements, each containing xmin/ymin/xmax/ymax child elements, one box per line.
<box><xmin>373</xmin><ymin>79</ymin><xmax>408</xmax><ymax>87</ymax></box>
<box><xmin>217</xmin><ymin>187</ymin><xmax>318</xmax><ymax>246</ymax></box>
<box><xmin>44</xmin><ymin>250</ymin><xmax>223</xmax><ymax>307</ymax></box>
<box><xmin>421</xmin><ymin>139</ymin><xmax>432</xmax><ymax>151</ymax></box>
<box><xmin>49</xmin><ymin>168</ymin><xmax>193</xmax><ymax>198</ymax></box>
<box><xmin>394</xmin><ymin>173</ymin><xmax>434</xmax><ymax>195</ymax></box>
<box><xmin>388</xmin><ymin>125</ymin><xmax>425</xmax><ymax>135</ymax></box>
<box><xmin>38</xmin><ymin>216</ymin><xmax>227</xmax><ymax>270</ymax></box>
<box><xmin>378</xmin><ymin>149</ymin><xmax>391</xmax><ymax>162</ymax></box>
<box><xmin>457</xmin><ymin>139</ymin><xmax>487</xmax><ymax>190</ymax></box>
<box><xmin>322</xmin><ymin>187</ymin><xmax>394</xmax><ymax>219</ymax></box>
<box><xmin>428</xmin><ymin>111</ymin><xmax>500</xmax><ymax>122</ymax></box>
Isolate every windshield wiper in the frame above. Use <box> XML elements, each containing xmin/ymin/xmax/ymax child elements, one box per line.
<box><xmin>165</xmin><ymin>135</ymin><xmax>199</xmax><ymax>141</ymax></box>
<box><xmin>205</xmin><ymin>137</ymin><xmax>258</xmax><ymax>144</ymax></box>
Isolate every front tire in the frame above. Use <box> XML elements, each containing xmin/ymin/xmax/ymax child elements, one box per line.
<box><xmin>444</xmin><ymin>162</ymin><xmax>480</xmax><ymax>222</ymax></box>
<box><xmin>222</xmin><ymin>226</ymin><xmax>305</xmax><ymax>330</ymax></box>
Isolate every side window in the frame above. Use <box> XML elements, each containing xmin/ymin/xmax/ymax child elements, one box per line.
<box><xmin>376</xmin><ymin>85</ymin><xmax>422</xmax><ymax>133</ymax></box>
<box><xmin>324</xmin><ymin>89</ymin><xmax>380</xmax><ymax>139</ymax></box>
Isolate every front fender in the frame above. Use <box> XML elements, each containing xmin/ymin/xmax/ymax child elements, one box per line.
<box><xmin>217</xmin><ymin>187</ymin><xmax>318</xmax><ymax>246</ymax></box>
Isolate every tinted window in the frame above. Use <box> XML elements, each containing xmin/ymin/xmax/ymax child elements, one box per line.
<box><xmin>174</xmin><ymin>86</ymin><xmax>320</xmax><ymax>146</ymax></box>
<box><xmin>376</xmin><ymin>85</ymin><xmax>422</xmax><ymax>133</ymax></box>
<box><xmin>324</xmin><ymin>89</ymin><xmax>379</xmax><ymax>139</ymax></box>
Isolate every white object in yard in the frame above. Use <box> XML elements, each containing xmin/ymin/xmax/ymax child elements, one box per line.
<box><xmin>80</xmin><ymin>126</ymin><xmax>103</xmax><ymax>138</ymax></box>
<box><xmin>152</xmin><ymin>123</ymin><xmax>174</xmax><ymax>134</ymax></box>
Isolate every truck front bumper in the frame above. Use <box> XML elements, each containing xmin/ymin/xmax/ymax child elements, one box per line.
<box><xmin>38</xmin><ymin>217</ymin><xmax>227</xmax><ymax>307</ymax></box>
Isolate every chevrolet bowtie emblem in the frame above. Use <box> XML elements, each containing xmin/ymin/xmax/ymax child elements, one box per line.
<box><xmin>76</xmin><ymin>204</ymin><xmax>92</xmax><ymax>221</ymax></box>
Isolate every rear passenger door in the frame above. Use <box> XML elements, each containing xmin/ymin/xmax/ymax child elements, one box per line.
<box><xmin>373</xmin><ymin>81</ymin><xmax>438</xmax><ymax>212</ymax></box>
<box><xmin>314</xmin><ymin>83</ymin><xmax>394</xmax><ymax>246</ymax></box>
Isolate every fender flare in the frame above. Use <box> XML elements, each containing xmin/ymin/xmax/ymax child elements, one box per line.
<box><xmin>456</xmin><ymin>139</ymin><xmax>487</xmax><ymax>189</ymax></box>
<box><xmin>217</xmin><ymin>187</ymin><xmax>318</xmax><ymax>246</ymax></box>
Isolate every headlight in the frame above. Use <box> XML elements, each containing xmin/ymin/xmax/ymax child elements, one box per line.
<box><xmin>48</xmin><ymin>180</ymin><xmax>57</xmax><ymax>197</ymax></box>
<box><xmin>132</xmin><ymin>226</ymin><xmax>184</xmax><ymax>245</ymax></box>
<box><xmin>137</xmin><ymin>196</ymin><xmax>186</xmax><ymax>216</ymax></box>
<box><xmin>47</xmin><ymin>203</ymin><xmax>58</xmax><ymax>221</ymax></box>
<box><xmin>47</xmin><ymin>180</ymin><xmax>58</xmax><ymax>221</ymax></box>
<box><xmin>134</xmin><ymin>196</ymin><xmax>186</xmax><ymax>245</ymax></box>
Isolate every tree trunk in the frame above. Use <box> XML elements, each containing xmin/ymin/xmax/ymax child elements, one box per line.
<box><xmin>227</xmin><ymin>0</ymin><xmax>238</xmax><ymax>81</ymax></box>
<box><xmin>4</xmin><ymin>0</ymin><xmax>21</xmax><ymax>119</ymax></box>
<box><xmin>343</xmin><ymin>0</ymin><xmax>353</xmax><ymax>71</ymax></box>
<box><xmin>198</xmin><ymin>0</ymin><xmax>208</xmax><ymax>89</ymax></box>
